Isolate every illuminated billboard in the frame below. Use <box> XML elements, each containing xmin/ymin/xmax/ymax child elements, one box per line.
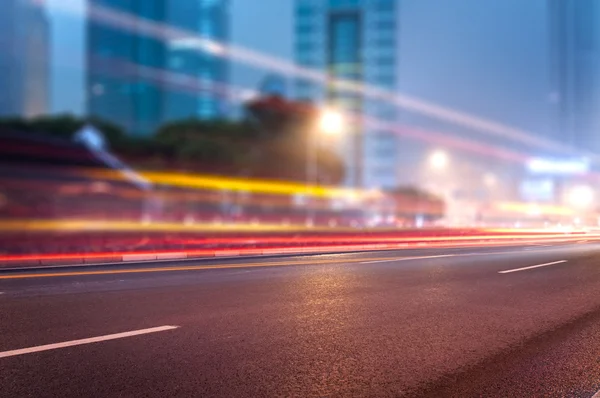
<box><xmin>519</xmin><ymin>178</ymin><xmax>555</xmax><ymax>202</ymax></box>
<box><xmin>526</xmin><ymin>157</ymin><xmax>590</xmax><ymax>175</ymax></box>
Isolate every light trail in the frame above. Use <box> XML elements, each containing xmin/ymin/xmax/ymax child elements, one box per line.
<box><xmin>39</xmin><ymin>0</ymin><xmax>593</xmax><ymax>160</ymax></box>
<box><xmin>29</xmin><ymin>36</ymin><xmax>533</xmax><ymax>165</ymax></box>
<box><xmin>81</xmin><ymin>169</ymin><xmax>360</xmax><ymax>198</ymax></box>
<box><xmin>0</xmin><ymin>232</ymin><xmax>595</xmax><ymax>266</ymax></box>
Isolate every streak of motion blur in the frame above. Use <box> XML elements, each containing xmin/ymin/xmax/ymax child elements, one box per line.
<box><xmin>3</xmin><ymin>0</ymin><xmax>600</xmax><ymax>397</ymax></box>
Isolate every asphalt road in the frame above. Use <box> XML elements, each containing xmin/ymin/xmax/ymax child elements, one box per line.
<box><xmin>2</xmin><ymin>242</ymin><xmax>600</xmax><ymax>397</ymax></box>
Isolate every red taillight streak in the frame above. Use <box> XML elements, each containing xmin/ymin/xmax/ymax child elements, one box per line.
<box><xmin>0</xmin><ymin>233</ymin><xmax>595</xmax><ymax>262</ymax></box>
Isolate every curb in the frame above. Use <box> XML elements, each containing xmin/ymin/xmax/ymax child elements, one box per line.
<box><xmin>1</xmin><ymin>235</ymin><xmax>594</xmax><ymax>270</ymax></box>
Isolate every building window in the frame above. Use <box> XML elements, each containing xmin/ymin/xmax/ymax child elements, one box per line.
<box><xmin>200</xmin><ymin>20</ymin><xmax>215</xmax><ymax>37</ymax></box>
<box><xmin>373</xmin><ymin>74</ymin><xmax>395</xmax><ymax>86</ymax></box>
<box><xmin>376</xmin><ymin>56</ymin><xmax>395</xmax><ymax>66</ymax></box>
<box><xmin>328</xmin><ymin>10</ymin><xmax>362</xmax><ymax>86</ymax></box>
<box><xmin>375</xmin><ymin>21</ymin><xmax>396</xmax><ymax>30</ymax></box>
<box><xmin>200</xmin><ymin>0</ymin><xmax>221</xmax><ymax>7</ymax></box>
<box><xmin>296</xmin><ymin>5</ymin><xmax>316</xmax><ymax>18</ymax></box>
<box><xmin>296</xmin><ymin>24</ymin><xmax>315</xmax><ymax>35</ymax></box>
<box><xmin>296</xmin><ymin>41</ymin><xmax>315</xmax><ymax>53</ymax></box>
<box><xmin>373</xmin><ymin>0</ymin><xmax>395</xmax><ymax>12</ymax></box>
<box><xmin>374</xmin><ymin>37</ymin><xmax>395</xmax><ymax>48</ymax></box>
<box><xmin>296</xmin><ymin>54</ymin><xmax>315</xmax><ymax>66</ymax></box>
<box><xmin>169</xmin><ymin>56</ymin><xmax>184</xmax><ymax>69</ymax></box>
<box><xmin>329</xmin><ymin>0</ymin><xmax>360</xmax><ymax>8</ymax></box>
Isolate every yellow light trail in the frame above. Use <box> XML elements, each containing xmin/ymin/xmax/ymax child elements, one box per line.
<box><xmin>83</xmin><ymin>169</ymin><xmax>362</xmax><ymax>198</ymax></box>
<box><xmin>0</xmin><ymin>220</ymin><xmax>327</xmax><ymax>233</ymax></box>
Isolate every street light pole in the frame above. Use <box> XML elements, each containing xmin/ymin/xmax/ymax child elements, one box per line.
<box><xmin>305</xmin><ymin>109</ymin><xmax>344</xmax><ymax>227</ymax></box>
<box><xmin>306</xmin><ymin>130</ymin><xmax>317</xmax><ymax>226</ymax></box>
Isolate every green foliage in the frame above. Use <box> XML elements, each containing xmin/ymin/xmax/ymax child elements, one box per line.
<box><xmin>0</xmin><ymin>110</ymin><xmax>345</xmax><ymax>184</ymax></box>
<box><xmin>387</xmin><ymin>186</ymin><xmax>443</xmax><ymax>202</ymax></box>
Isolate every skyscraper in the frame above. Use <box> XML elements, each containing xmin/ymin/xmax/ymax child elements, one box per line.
<box><xmin>86</xmin><ymin>0</ymin><xmax>229</xmax><ymax>135</ymax></box>
<box><xmin>548</xmin><ymin>0</ymin><xmax>600</xmax><ymax>154</ymax></box>
<box><xmin>294</xmin><ymin>0</ymin><xmax>398</xmax><ymax>188</ymax></box>
<box><xmin>0</xmin><ymin>0</ymin><xmax>49</xmax><ymax>117</ymax></box>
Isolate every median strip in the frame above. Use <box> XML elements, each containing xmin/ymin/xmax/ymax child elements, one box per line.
<box><xmin>1</xmin><ymin>234</ymin><xmax>593</xmax><ymax>269</ymax></box>
<box><xmin>0</xmin><ymin>325</ymin><xmax>179</xmax><ymax>359</ymax></box>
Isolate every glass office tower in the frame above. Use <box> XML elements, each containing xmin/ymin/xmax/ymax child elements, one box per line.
<box><xmin>87</xmin><ymin>0</ymin><xmax>229</xmax><ymax>135</ymax></box>
<box><xmin>0</xmin><ymin>0</ymin><xmax>49</xmax><ymax>118</ymax></box>
<box><xmin>295</xmin><ymin>0</ymin><xmax>398</xmax><ymax>188</ymax></box>
<box><xmin>548</xmin><ymin>0</ymin><xmax>600</xmax><ymax>154</ymax></box>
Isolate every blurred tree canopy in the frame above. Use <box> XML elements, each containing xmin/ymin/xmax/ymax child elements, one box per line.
<box><xmin>385</xmin><ymin>186</ymin><xmax>446</xmax><ymax>218</ymax></box>
<box><xmin>0</xmin><ymin>96</ymin><xmax>344</xmax><ymax>184</ymax></box>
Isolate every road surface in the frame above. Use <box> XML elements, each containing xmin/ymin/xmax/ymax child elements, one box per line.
<box><xmin>2</xmin><ymin>242</ymin><xmax>600</xmax><ymax>397</ymax></box>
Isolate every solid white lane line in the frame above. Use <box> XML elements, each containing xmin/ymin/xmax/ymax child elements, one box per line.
<box><xmin>361</xmin><ymin>258</ymin><xmax>407</xmax><ymax>264</ymax></box>
<box><xmin>498</xmin><ymin>260</ymin><xmax>567</xmax><ymax>274</ymax></box>
<box><xmin>0</xmin><ymin>325</ymin><xmax>179</xmax><ymax>359</ymax></box>
<box><xmin>359</xmin><ymin>249</ymin><xmax>566</xmax><ymax>265</ymax></box>
<box><xmin>361</xmin><ymin>255</ymin><xmax>454</xmax><ymax>264</ymax></box>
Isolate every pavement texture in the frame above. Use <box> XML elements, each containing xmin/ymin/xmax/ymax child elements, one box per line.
<box><xmin>2</xmin><ymin>243</ymin><xmax>600</xmax><ymax>397</ymax></box>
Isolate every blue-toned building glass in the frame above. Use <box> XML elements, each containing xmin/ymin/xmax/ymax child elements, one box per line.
<box><xmin>165</xmin><ymin>0</ymin><xmax>230</xmax><ymax>122</ymax></box>
<box><xmin>548</xmin><ymin>0</ymin><xmax>600</xmax><ymax>154</ymax></box>
<box><xmin>294</xmin><ymin>0</ymin><xmax>399</xmax><ymax>189</ymax></box>
<box><xmin>327</xmin><ymin>9</ymin><xmax>363</xmax><ymax>186</ymax></box>
<box><xmin>87</xmin><ymin>0</ymin><xmax>229</xmax><ymax>135</ymax></box>
<box><xmin>0</xmin><ymin>0</ymin><xmax>49</xmax><ymax>118</ymax></box>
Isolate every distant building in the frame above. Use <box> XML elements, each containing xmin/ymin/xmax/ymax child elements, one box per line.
<box><xmin>548</xmin><ymin>0</ymin><xmax>600</xmax><ymax>154</ymax></box>
<box><xmin>0</xmin><ymin>0</ymin><xmax>49</xmax><ymax>117</ymax></box>
<box><xmin>294</xmin><ymin>0</ymin><xmax>399</xmax><ymax>189</ymax></box>
<box><xmin>86</xmin><ymin>0</ymin><xmax>229</xmax><ymax>135</ymax></box>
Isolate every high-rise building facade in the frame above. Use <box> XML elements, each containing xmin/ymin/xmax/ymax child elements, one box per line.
<box><xmin>0</xmin><ymin>0</ymin><xmax>49</xmax><ymax>117</ymax></box>
<box><xmin>548</xmin><ymin>0</ymin><xmax>600</xmax><ymax>154</ymax></box>
<box><xmin>294</xmin><ymin>0</ymin><xmax>398</xmax><ymax>188</ymax></box>
<box><xmin>87</xmin><ymin>0</ymin><xmax>229</xmax><ymax>135</ymax></box>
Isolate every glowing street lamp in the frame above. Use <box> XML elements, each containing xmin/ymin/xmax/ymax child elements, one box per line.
<box><xmin>318</xmin><ymin>109</ymin><xmax>344</xmax><ymax>135</ymax></box>
<box><xmin>483</xmin><ymin>172</ymin><xmax>497</xmax><ymax>188</ymax></box>
<box><xmin>566</xmin><ymin>184</ymin><xmax>594</xmax><ymax>209</ymax></box>
<box><xmin>306</xmin><ymin>108</ymin><xmax>345</xmax><ymax>226</ymax></box>
<box><xmin>429</xmin><ymin>150</ymin><xmax>449</xmax><ymax>171</ymax></box>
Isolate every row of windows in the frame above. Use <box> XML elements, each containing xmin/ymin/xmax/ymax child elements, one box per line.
<box><xmin>296</xmin><ymin>21</ymin><xmax>397</xmax><ymax>32</ymax></box>
<box><xmin>296</xmin><ymin>41</ymin><xmax>315</xmax><ymax>53</ymax></box>
<box><xmin>371</xmin><ymin>0</ymin><xmax>396</xmax><ymax>12</ymax></box>
<box><xmin>373</xmin><ymin>37</ymin><xmax>395</xmax><ymax>48</ymax></box>
<box><xmin>373</xmin><ymin>21</ymin><xmax>396</xmax><ymax>30</ymax></box>
<box><xmin>295</xmin><ymin>42</ymin><xmax>395</xmax><ymax>55</ymax></box>
<box><xmin>296</xmin><ymin>57</ymin><xmax>321</xmax><ymax>67</ymax></box>
<box><xmin>374</xmin><ymin>56</ymin><xmax>395</xmax><ymax>65</ymax></box>
<box><xmin>296</xmin><ymin>4</ymin><xmax>317</xmax><ymax>18</ymax></box>
<box><xmin>295</xmin><ymin>56</ymin><xmax>395</xmax><ymax>73</ymax></box>
<box><xmin>372</xmin><ymin>75</ymin><xmax>395</xmax><ymax>86</ymax></box>
<box><xmin>295</xmin><ymin>2</ymin><xmax>397</xmax><ymax>19</ymax></box>
<box><xmin>328</xmin><ymin>0</ymin><xmax>360</xmax><ymax>9</ymax></box>
<box><xmin>296</xmin><ymin>23</ymin><xmax>316</xmax><ymax>35</ymax></box>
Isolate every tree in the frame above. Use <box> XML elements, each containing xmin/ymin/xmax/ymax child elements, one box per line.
<box><xmin>245</xmin><ymin>95</ymin><xmax>316</xmax><ymax>138</ymax></box>
<box><xmin>0</xmin><ymin>114</ymin><xmax>126</xmax><ymax>147</ymax></box>
<box><xmin>385</xmin><ymin>186</ymin><xmax>446</xmax><ymax>220</ymax></box>
<box><xmin>0</xmin><ymin>103</ymin><xmax>346</xmax><ymax>185</ymax></box>
<box><xmin>244</xmin><ymin>95</ymin><xmax>344</xmax><ymax>183</ymax></box>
